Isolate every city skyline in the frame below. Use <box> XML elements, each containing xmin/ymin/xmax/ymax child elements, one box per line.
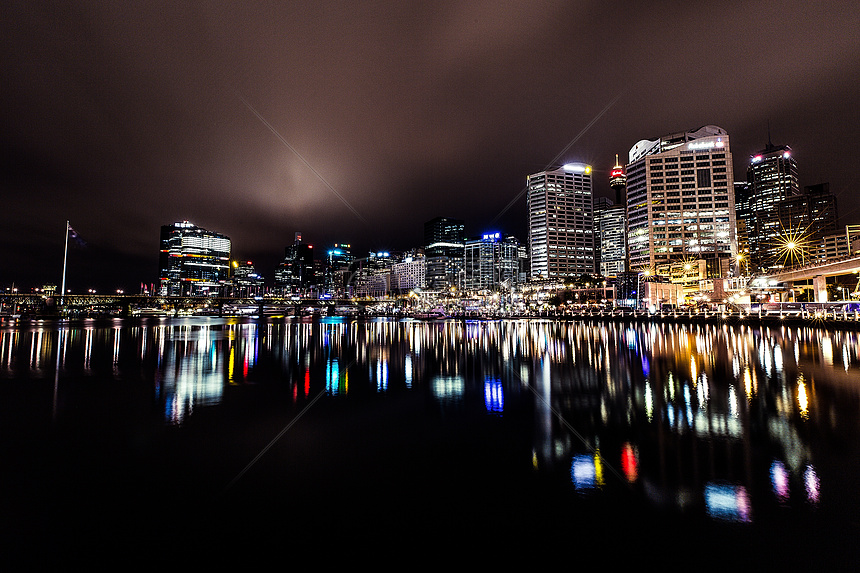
<box><xmin>3</xmin><ymin>2</ymin><xmax>860</xmax><ymax>291</ymax></box>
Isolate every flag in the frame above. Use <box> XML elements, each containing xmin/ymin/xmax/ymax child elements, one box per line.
<box><xmin>67</xmin><ymin>223</ymin><xmax>87</xmax><ymax>247</ymax></box>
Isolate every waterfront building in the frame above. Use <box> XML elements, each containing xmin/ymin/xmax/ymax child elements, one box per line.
<box><xmin>527</xmin><ymin>163</ymin><xmax>595</xmax><ymax>279</ymax></box>
<box><xmin>230</xmin><ymin>260</ymin><xmax>265</xmax><ymax>297</ymax></box>
<box><xmin>776</xmin><ymin>183</ymin><xmax>839</xmax><ymax>267</ymax></box>
<box><xmin>424</xmin><ymin>216</ymin><xmax>465</xmax><ymax>290</ymax></box>
<box><xmin>746</xmin><ymin>140</ymin><xmax>800</xmax><ymax>273</ymax></box>
<box><xmin>464</xmin><ymin>232</ymin><xmax>520</xmax><ymax>292</ymax></box>
<box><xmin>274</xmin><ymin>232</ymin><xmax>315</xmax><ymax>294</ymax></box>
<box><xmin>353</xmin><ymin>251</ymin><xmax>393</xmax><ymax>298</ymax></box>
<box><xmin>390</xmin><ymin>253</ymin><xmax>426</xmax><ymax>294</ymax></box>
<box><xmin>625</xmin><ymin>125</ymin><xmax>736</xmax><ymax>279</ymax></box>
<box><xmin>158</xmin><ymin>221</ymin><xmax>231</xmax><ymax>296</ymax></box>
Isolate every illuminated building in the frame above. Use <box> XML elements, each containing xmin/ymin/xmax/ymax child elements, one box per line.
<box><xmin>733</xmin><ymin>181</ymin><xmax>752</xmax><ymax>275</ymax></box>
<box><xmin>424</xmin><ymin>216</ymin><xmax>465</xmax><ymax>290</ymax></box>
<box><xmin>777</xmin><ymin>183</ymin><xmax>839</xmax><ymax>266</ymax></box>
<box><xmin>391</xmin><ymin>254</ymin><xmax>426</xmax><ymax>293</ymax></box>
<box><xmin>746</xmin><ymin>140</ymin><xmax>800</xmax><ymax>273</ymax></box>
<box><xmin>275</xmin><ymin>232</ymin><xmax>315</xmax><ymax>294</ymax></box>
<box><xmin>353</xmin><ymin>251</ymin><xmax>393</xmax><ymax>298</ymax></box>
<box><xmin>464</xmin><ymin>232</ymin><xmax>520</xmax><ymax>292</ymax></box>
<box><xmin>324</xmin><ymin>243</ymin><xmax>353</xmax><ymax>295</ymax></box>
<box><xmin>230</xmin><ymin>260</ymin><xmax>264</xmax><ymax>297</ymax></box>
<box><xmin>158</xmin><ymin>221</ymin><xmax>231</xmax><ymax>296</ymax></box>
<box><xmin>625</xmin><ymin>125</ymin><xmax>737</xmax><ymax>278</ymax></box>
<box><xmin>527</xmin><ymin>163</ymin><xmax>595</xmax><ymax>279</ymax></box>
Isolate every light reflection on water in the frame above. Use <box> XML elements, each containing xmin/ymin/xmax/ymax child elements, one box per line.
<box><xmin>1</xmin><ymin>316</ymin><xmax>860</xmax><ymax>531</ymax></box>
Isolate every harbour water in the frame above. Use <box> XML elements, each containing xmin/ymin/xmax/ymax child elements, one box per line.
<box><xmin>2</xmin><ymin>316</ymin><xmax>859</xmax><ymax>567</ymax></box>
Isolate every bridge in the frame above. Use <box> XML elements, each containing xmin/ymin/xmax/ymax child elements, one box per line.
<box><xmin>762</xmin><ymin>254</ymin><xmax>860</xmax><ymax>302</ymax></box>
<box><xmin>0</xmin><ymin>293</ymin><xmax>403</xmax><ymax>318</ymax></box>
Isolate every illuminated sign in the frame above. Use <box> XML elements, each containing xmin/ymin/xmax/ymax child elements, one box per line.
<box><xmin>687</xmin><ymin>138</ymin><xmax>725</xmax><ymax>150</ymax></box>
<box><xmin>482</xmin><ymin>232</ymin><xmax>501</xmax><ymax>241</ymax></box>
<box><xmin>562</xmin><ymin>163</ymin><xmax>592</xmax><ymax>174</ymax></box>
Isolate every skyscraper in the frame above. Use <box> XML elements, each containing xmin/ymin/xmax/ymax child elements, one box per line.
<box><xmin>626</xmin><ymin>125</ymin><xmax>737</xmax><ymax>278</ymax></box>
<box><xmin>159</xmin><ymin>221</ymin><xmax>231</xmax><ymax>296</ymax></box>
<box><xmin>595</xmin><ymin>201</ymin><xmax>627</xmax><ymax>277</ymax></box>
<box><xmin>424</xmin><ymin>216</ymin><xmax>465</xmax><ymax>290</ymax></box>
<box><xmin>274</xmin><ymin>232</ymin><xmax>315</xmax><ymax>294</ymax></box>
<box><xmin>463</xmin><ymin>232</ymin><xmax>520</xmax><ymax>292</ymax></box>
<box><xmin>527</xmin><ymin>163</ymin><xmax>594</xmax><ymax>279</ymax></box>
<box><xmin>746</xmin><ymin>141</ymin><xmax>800</xmax><ymax>273</ymax></box>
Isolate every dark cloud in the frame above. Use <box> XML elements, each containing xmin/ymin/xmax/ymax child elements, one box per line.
<box><xmin>2</xmin><ymin>0</ymin><xmax>859</xmax><ymax>290</ymax></box>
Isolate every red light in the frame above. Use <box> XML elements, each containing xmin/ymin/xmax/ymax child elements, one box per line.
<box><xmin>621</xmin><ymin>443</ymin><xmax>638</xmax><ymax>483</ymax></box>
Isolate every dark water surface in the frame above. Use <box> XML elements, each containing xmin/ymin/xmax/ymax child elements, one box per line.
<box><xmin>2</xmin><ymin>316</ymin><xmax>859</xmax><ymax>567</ymax></box>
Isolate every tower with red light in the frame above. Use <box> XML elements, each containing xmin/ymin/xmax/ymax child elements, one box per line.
<box><xmin>609</xmin><ymin>154</ymin><xmax>627</xmax><ymax>205</ymax></box>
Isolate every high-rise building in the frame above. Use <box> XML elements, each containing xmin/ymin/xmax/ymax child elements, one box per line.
<box><xmin>625</xmin><ymin>125</ymin><xmax>736</xmax><ymax>278</ymax></box>
<box><xmin>746</xmin><ymin>141</ymin><xmax>800</xmax><ymax>273</ymax></box>
<box><xmin>424</xmin><ymin>217</ymin><xmax>465</xmax><ymax>290</ymax></box>
<box><xmin>596</xmin><ymin>202</ymin><xmax>627</xmax><ymax>277</ymax></box>
<box><xmin>324</xmin><ymin>243</ymin><xmax>353</xmax><ymax>295</ymax></box>
<box><xmin>778</xmin><ymin>183</ymin><xmax>839</xmax><ymax>267</ymax></box>
<box><xmin>158</xmin><ymin>221</ymin><xmax>231</xmax><ymax>296</ymax></box>
<box><xmin>527</xmin><ymin>163</ymin><xmax>595</xmax><ymax>279</ymax></box>
<box><xmin>464</xmin><ymin>232</ymin><xmax>520</xmax><ymax>292</ymax></box>
<box><xmin>733</xmin><ymin>181</ymin><xmax>753</xmax><ymax>275</ymax></box>
<box><xmin>274</xmin><ymin>232</ymin><xmax>315</xmax><ymax>294</ymax></box>
<box><xmin>230</xmin><ymin>260</ymin><xmax>265</xmax><ymax>297</ymax></box>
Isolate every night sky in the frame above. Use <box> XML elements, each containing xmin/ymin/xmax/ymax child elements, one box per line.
<box><xmin>3</xmin><ymin>1</ymin><xmax>860</xmax><ymax>292</ymax></box>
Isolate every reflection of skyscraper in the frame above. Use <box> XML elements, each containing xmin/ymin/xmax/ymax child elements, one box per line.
<box><xmin>527</xmin><ymin>163</ymin><xmax>595</xmax><ymax>279</ymax></box>
<box><xmin>626</xmin><ymin>125</ymin><xmax>736</xmax><ymax>277</ymax></box>
<box><xmin>159</xmin><ymin>221</ymin><xmax>231</xmax><ymax>296</ymax></box>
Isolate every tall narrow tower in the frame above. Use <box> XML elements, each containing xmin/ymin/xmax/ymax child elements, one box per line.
<box><xmin>610</xmin><ymin>154</ymin><xmax>627</xmax><ymax>205</ymax></box>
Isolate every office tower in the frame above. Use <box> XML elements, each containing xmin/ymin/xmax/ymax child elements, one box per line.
<box><xmin>625</xmin><ymin>125</ymin><xmax>736</xmax><ymax>278</ymax></box>
<box><xmin>231</xmin><ymin>260</ymin><xmax>265</xmax><ymax>297</ymax></box>
<box><xmin>324</xmin><ymin>243</ymin><xmax>353</xmax><ymax>295</ymax></box>
<box><xmin>733</xmin><ymin>181</ymin><xmax>753</xmax><ymax>275</ymax></box>
<box><xmin>593</xmin><ymin>196</ymin><xmax>612</xmax><ymax>274</ymax></box>
<box><xmin>158</xmin><ymin>221</ymin><xmax>231</xmax><ymax>296</ymax></box>
<box><xmin>746</xmin><ymin>140</ymin><xmax>800</xmax><ymax>273</ymax></box>
<box><xmin>274</xmin><ymin>232</ymin><xmax>315</xmax><ymax>294</ymax></box>
<box><xmin>527</xmin><ymin>163</ymin><xmax>595</xmax><ymax>279</ymax></box>
<box><xmin>778</xmin><ymin>183</ymin><xmax>839</xmax><ymax>266</ymax></box>
<box><xmin>464</xmin><ymin>232</ymin><xmax>520</xmax><ymax>291</ymax></box>
<box><xmin>596</xmin><ymin>202</ymin><xmax>627</xmax><ymax>277</ymax></box>
<box><xmin>424</xmin><ymin>216</ymin><xmax>465</xmax><ymax>290</ymax></box>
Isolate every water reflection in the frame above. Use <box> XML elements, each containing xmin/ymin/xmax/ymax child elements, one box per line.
<box><xmin>1</xmin><ymin>317</ymin><xmax>859</xmax><ymax>527</ymax></box>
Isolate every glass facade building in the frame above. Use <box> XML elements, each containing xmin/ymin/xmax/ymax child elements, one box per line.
<box><xmin>746</xmin><ymin>142</ymin><xmax>800</xmax><ymax>273</ymax></box>
<box><xmin>159</xmin><ymin>221</ymin><xmax>231</xmax><ymax>296</ymax></box>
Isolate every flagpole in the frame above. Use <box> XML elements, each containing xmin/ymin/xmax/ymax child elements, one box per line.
<box><xmin>61</xmin><ymin>220</ymin><xmax>69</xmax><ymax>309</ymax></box>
